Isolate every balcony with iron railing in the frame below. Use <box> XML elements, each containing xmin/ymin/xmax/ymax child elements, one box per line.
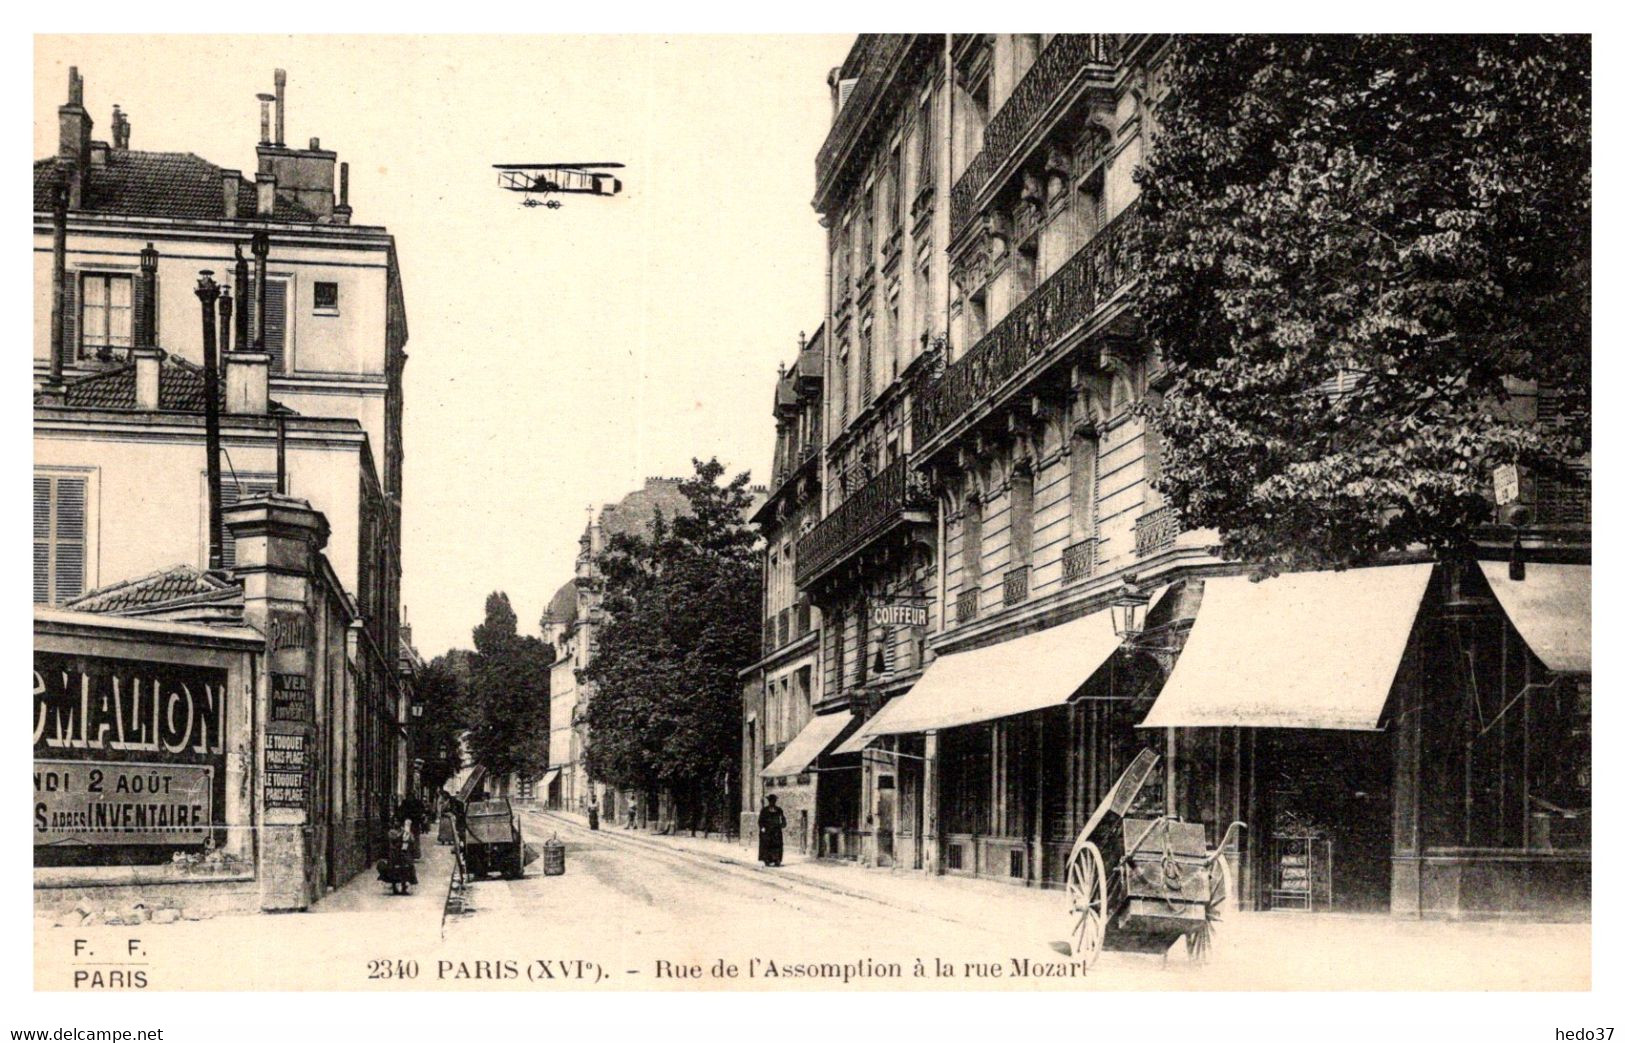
<box><xmin>1062</xmin><ymin>538</ymin><xmax>1097</xmax><ymax>583</ymax></box>
<box><xmin>949</xmin><ymin>34</ymin><xmax>1120</xmax><ymax>241</ymax></box>
<box><xmin>913</xmin><ymin>202</ymin><xmax>1141</xmax><ymax>454</ymax></box>
<box><xmin>795</xmin><ymin>454</ymin><xmax>932</xmax><ymax>588</ymax></box>
<box><xmin>1002</xmin><ymin>565</ymin><xmax>1030</xmax><ymax>606</ymax></box>
<box><xmin>955</xmin><ymin>586</ymin><xmax>980</xmax><ymax>624</ymax></box>
<box><xmin>1134</xmin><ymin>505</ymin><xmax>1181</xmax><ymax>558</ymax></box>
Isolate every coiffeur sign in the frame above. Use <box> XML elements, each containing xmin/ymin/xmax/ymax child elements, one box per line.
<box><xmin>33</xmin><ymin>652</ymin><xmax>226</xmax><ymax>848</ymax></box>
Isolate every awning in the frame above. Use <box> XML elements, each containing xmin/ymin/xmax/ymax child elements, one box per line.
<box><xmin>858</xmin><ymin>598</ymin><xmax>1152</xmax><ymax>741</ymax></box>
<box><xmin>1482</xmin><ymin>562</ymin><xmax>1590</xmax><ymax>674</ymax></box>
<box><xmin>539</xmin><ymin>768</ymin><xmax>561</xmax><ymax>791</ymax></box>
<box><xmin>831</xmin><ymin>696</ymin><xmax>911</xmax><ymax>756</ymax></box>
<box><xmin>442</xmin><ymin>764</ymin><xmax>487</xmax><ymax>802</ymax></box>
<box><xmin>761</xmin><ymin>711</ymin><xmax>854</xmax><ymax>777</ymax></box>
<box><xmin>1139</xmin><ymin>563</ymin><xmax>1433</xmax><ymax>730</ymax></box>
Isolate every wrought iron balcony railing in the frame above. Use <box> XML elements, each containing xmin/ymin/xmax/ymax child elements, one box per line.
<box><xmin>1002</xmin><ymin>565</ymin><xmax>1030</xmax><ymax>606</ymax></box>
<box><xmin>1062</xmin><ymin>538</ymin><xmax>1097</xmax><ymax>583</ymax></box>
<box><xmin>949</xmin><ymin>34</ymin><xmax>1119</xmax><ymax>241</ymax></box>
<box><xmin>1134</xmin><ymin>505</ymin><xmax>1181</xmax><ymax>557</ymax></box>
<box><xmin>913</xmin><ymin>203</ymin><xmax>1140</xmax><ymax>450</ymax></box>
<box><xmin>795</xmin><ymin>454</ymin><xmax>932</xmax><ymax>588</ymax></box>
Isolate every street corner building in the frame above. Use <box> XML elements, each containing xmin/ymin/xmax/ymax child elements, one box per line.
<box><xmin>740</xmin><ymin>35</ymin><xmax>1590</xmax><ymax>920</ymax></box>
<box><xmin>32</xmin><ymin>66</ymin><xmax>424</xmax><ymax>918</ymax></box>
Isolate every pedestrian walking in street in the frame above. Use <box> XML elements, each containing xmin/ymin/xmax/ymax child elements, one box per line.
<box><xmin>758</xmin><ymin>794</ymin><xmax>786</xmax><ymax>867</ymax></box>
<box><xmin>396</xmin><ymin>792</ymin><xmax>429</xmax><ymax>860</ymax></box>
<box><xmin>624</xmin><ymin>795</ymin><xmax>637</xmax><ymax>829</ymax></box>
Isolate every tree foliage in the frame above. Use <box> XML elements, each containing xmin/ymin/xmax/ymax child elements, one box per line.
<box><xmin>465</xmin><ymin>591</ymin><xmax>555</xmax><ymax>779</ymax></box>
<box><xmin>1138</xmin><ymin>34</ymin><xmax>1590</xmax><ymax>569</ymax></box>
<box><xmin>415</xmin><ymin>655</ymin><xmax>469</xmax><ymax>795</ymax></box>
<box><xmin>582</xmin><ymin>459</ymin><xmax>760</xmax><ymax>813</ymax></box>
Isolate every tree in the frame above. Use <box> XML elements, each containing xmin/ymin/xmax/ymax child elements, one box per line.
<box><xmin>465</xmin><ymin>592</ymin><xmax>555</xmax><ymax>779</ymax></box>
<box><xmin>415</xmin><ymin>656</ymin><xmax>469</xmax><ymax>795</ymax></box>
<box><xmin>1138</xmin><ymin>35</ymin><xmax>1590</xmax><ymax>570</ymax></box>
<box><xmin>582</xmin><ymin>458</ymin><xmax>760</xmax><ymax>830</ymax></box>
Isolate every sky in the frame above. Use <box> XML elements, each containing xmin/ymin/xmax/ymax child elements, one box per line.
<box><xmin>33</xmin><ymin>34</ymin><xmax>853</xmax><ymax>657</ymax></box>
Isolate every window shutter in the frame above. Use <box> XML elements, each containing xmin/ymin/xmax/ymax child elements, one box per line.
<box><xmin>54</xmin><ymin>478</ymin><xmax>86</xmax><ymax>602</ymax></box>
<box><xmin>242</xmin><ymin>276</ymin><xmax>290</xmax><ymax>373</ymax></box>
<box><xmin>33</xmin><ymin>476</ymin><xmax>50</xmax><ymax>604</ymax></box>
<box><xmin>63</xmin><ymin>274</ymin><xmax>78</xmax><ymax>362</ymax></box>
<box><xmin>219</xmin><ymin>478</ymin><xmax>276</xmax><ymax>568</ymax></box>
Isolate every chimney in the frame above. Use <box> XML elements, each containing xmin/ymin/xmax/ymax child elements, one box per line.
<box><xmin>225</xmin><ymin>351</ymin><xmax>270</xmax><ymax>414</ymax></box>
<box><xmin>111</xmin><ymin>105</ymin><xmax>130</xmax><ymax>150</ymax></box>
<box><xmin>257</xmin><ymin>93</ymin><xmax>274</xmax><ymax>146</ymax></box>
<box><xmin>58</xmin><ymin>67</ymin><xmax>93</xmax><ymax>209</ymax></box>
<box><xmin>138</xmin><ymin>242</ymin><xmax>159</xmax><ymax>349</ymax></box>
<box><xmin>273</xmin><ymin>69</ymin><xmax>286</xmax><ymax>148</ymax></box>
<box><xmin>256</xmin><ymin>172</ymin><xmax>277</xmax><ymax>218</ymax></box>
<box><xmin>333</xmin><ymin>161</ymin><xmax>352</xmax><ymax>225</ymax></box>
<box><xmin>89</xmin><ymin>140</ymin><xmax>109</xmax><ymax>166</ymax></box>
<box><xmin>132</xmin><ymin>347</ymin><xmax>162</xmax><ymax>410</ymax></box>
<box><xmin>221</xmin><ymin>169</ymin><xmax>241</xmax><ymax>219</ymax></box>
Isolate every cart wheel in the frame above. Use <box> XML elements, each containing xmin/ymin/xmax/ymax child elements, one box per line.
<box><xmin>1187</xmin><ymin>852</ymin><xmax>1232</xmax><ymax>963</ymax></box>
<box><xmin>1066</xmin><ymin>841</ymin><xmax>1107</xmax><ymax>970</ymax></box>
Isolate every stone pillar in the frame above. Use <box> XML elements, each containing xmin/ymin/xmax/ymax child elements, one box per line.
<box><xmin>922</xmin><ymin>729</ymin><xmax>941</xmax><ymax>875</ymax></box>
<box><xmin>225</xmin><ymin>493</ymin><xmax>330</xmax><ymax>912</ymax></box>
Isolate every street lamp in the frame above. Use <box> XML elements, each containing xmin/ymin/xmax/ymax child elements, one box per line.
<box><xmin>1110</xmin><ymin>576</ymin><xmax>1152</xmax><ymax>642</ymax></box>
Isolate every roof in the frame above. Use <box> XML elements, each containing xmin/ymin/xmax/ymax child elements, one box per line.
<box><xmin>42</xmin><ymin>353</ymin><xmax>295</xmax><ymax>414</ymax></box>
<box><xmin>598</xmin><ymin>478</ymin><xmax>694</xmax><ymax>541</ymax></box>
<box><xmin>66</xmin><ymin>565</ymin><xmax>243</xmax><ymax>617</ymax></box>
<box><xmin>542</xmin><ymin>578</ymin><xmax>578</xmax><ymax>626</ymax></box>
<box><xmin>34</xmin><ymin>151</ymin><xmax>318</xmax><ymax>222</ymax></box>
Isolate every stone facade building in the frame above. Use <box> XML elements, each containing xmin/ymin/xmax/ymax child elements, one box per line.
<box><xmin>740</xmin><ymin>330</ymin><xmax>826</xmax><ymax>856</ymax></box>
<box><xmin>749</xmin><ymin>34</ymin><xmax>1589</xmax><ymax>919</ymax></box>
<box><xmin>32</xmin><ymin>66</ymin><xmax>413</xmax><ymax>914</ymax></box>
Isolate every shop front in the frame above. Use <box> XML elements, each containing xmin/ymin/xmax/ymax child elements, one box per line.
<box><xmin>1139</xmin><ymin>561</ymin><xmax>1590</xmax><ymax>919</ymax></box>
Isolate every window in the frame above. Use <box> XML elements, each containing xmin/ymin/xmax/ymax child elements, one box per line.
<box><xmin>1009</xmin><ymin>467</ymin><xmax>1034</xmax><ymax>569</ymax></box>
<box><xmin>314</xmin><ymin>281</ymin><xmax>339</xmax><ymax>312</ymax></box>
<box><xmin>219</xmin><ymin>477</ymin><xmax>278</xmax><ymax>569</ymax></box>
<box><xmin>916</xmin><ymin>95</ymin><xmax>934</xmax><ymax>192</ymax></box>
<box><xmin>80</xmin><ymin>273</ymin><xmax>133</xmax><ymax>358</ymax></box>
<box><xmin>241</xmin><ymin>276</ymin><xmax>291</xmax><ymax>373</ymax></box>
<box><xmin>962</xmin><ymin>494</ymin><xmax>984</xmax><ymax>590</ymax></box>
<box><xmin>34</xmin><ymin>474</ymin><xmax>87</xmax><ymax>604</ymax></box>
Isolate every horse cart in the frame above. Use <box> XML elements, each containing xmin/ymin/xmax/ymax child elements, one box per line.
<box><xmin>463</xmin><ymin>797</ymin><xmax>527</xmax><ymax>880</ymax></box>
<box><xmin>1064</xmin><ymin>749</ymin><xmax>1244</xmax><ymax>970</ymax></box>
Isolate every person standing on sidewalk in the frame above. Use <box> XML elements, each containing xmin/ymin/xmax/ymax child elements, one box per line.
<box><xmin>758</xmin><ymin>795</ymin><xmax>786</xmax><ymax>867</ymax></box>
<box><xmin>624</xmin><ymin>795</ymin><xmax>637</xmax><ymax>829</ymax></box>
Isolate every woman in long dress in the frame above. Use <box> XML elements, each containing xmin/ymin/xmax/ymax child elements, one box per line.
<box><xmin>757</xmin><ymin>794</ymin><xmax>786</xmax><ymax>867</ymax></box>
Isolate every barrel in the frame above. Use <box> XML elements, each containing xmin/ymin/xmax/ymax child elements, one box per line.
<box><xmin>542</xmin><ymin>833</ymin><xmax>566</xmax><ymax>876</ymax></box>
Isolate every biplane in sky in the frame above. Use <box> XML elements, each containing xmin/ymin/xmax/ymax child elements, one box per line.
<box><xmin>494</xmin><ymin>162</ymin><xmax>625</xmax><ymax>208</ymax></box>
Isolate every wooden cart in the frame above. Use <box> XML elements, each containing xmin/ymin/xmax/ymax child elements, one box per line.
<box><xmin>463</xmin><ymin>798</ymin><xmax>526</xmax><ymax>880</ymax></box>
<box><xmin>1064</xmin><ymin>749</ymin><xmax>1243</xmax><ymax>970</ymax></box>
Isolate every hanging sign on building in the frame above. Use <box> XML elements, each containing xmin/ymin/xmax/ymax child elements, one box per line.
<box><xmin>871</xmin><ymin>601</ymin><xmax>929</xmax><ymax>628</ymax></box>
<box><xmin>264</xmin><ymin>732</ymin><xmax>309</xmax><ymax>809</ymax></box>
<box><xmin>34</xmin><ymin>760</ymin><xmax>213</xmax><ymax>847</ymax></box>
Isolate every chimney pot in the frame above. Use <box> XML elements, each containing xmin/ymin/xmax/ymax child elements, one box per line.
<box><xmin>309</xmin><ymin>137</ymin><xmax>319</xmax><ymax>150</ymax></box>
<box><xmin>68</xmin><ymin>67</ymin><xmax>82</xmax><ymax>106</ymax></box>
<box><xmin>257</xmin><ymin>93</ymin><xmax>274</xmax><ymax>146</ymax></box>
<box><xmin>133</xmin><ymin>347</ymin><xmax>162</xmax><ymax>410</ymax></box>
<box><xmin>226</xmin><ymin>351</ymin><xmax>271</xmax><ymax>415</ymax></box>
<box><xmin>273</xmin><ymin>69</ymin><xmax>286</xmax><ymax>148</ymax></box>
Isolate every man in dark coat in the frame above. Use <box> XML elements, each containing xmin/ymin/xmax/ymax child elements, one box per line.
<box><xmin>758</xmin><ymin>794</ymin><xmax>787</xmax><ymax>867</ymax></box>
